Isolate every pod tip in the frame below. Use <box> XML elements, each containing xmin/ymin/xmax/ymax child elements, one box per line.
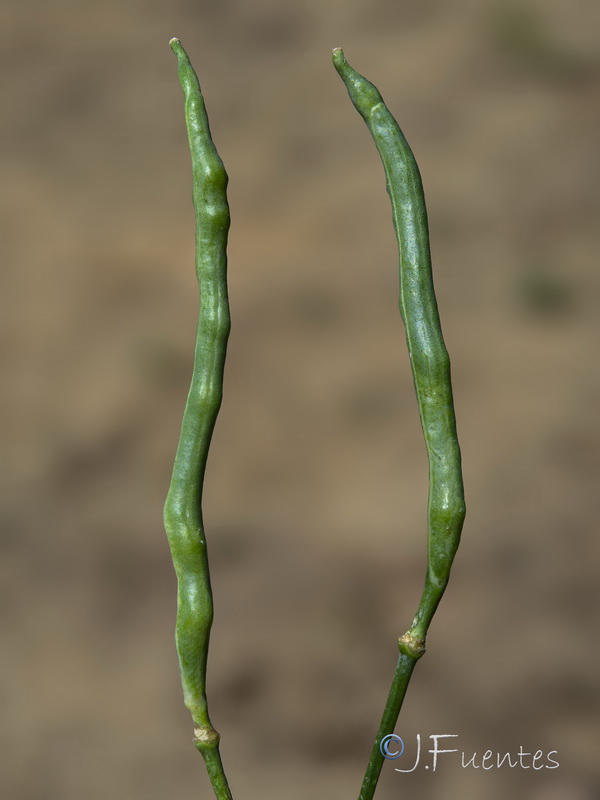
<box><xmin>332</xmin><ymin>47</ymin><xmax>346</xmax><ymax>68</ymax></box>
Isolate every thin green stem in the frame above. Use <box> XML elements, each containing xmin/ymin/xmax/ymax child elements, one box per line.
<box><xmin>196</xmin><ymin>739</ymin><xmax>234</xmax><ymax>800</ymax></box>
<box><xmin>357</xmin><ymin>653</ymin><xmax>420</xmax><ymax>800</ymax></box>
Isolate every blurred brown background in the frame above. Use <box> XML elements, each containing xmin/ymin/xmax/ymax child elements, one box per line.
<box><xmin>2</xmin><ymin>1</ymin><xmax>599</xmax><ymax>798</ymax></box>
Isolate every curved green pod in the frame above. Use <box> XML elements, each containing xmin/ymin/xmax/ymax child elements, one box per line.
<box><xmin>164</xmin><ymin>38</ymin><xmax>233</xmax><ymax>800</ymax></box>
<box><xmin>332</xmin><ymin>48</ymin><xmax>466</xmax><ymax>800</ymax></box>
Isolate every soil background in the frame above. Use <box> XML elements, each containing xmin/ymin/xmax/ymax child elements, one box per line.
<box><xmin>2</xmin><ymin>2</ymin><xmax>599</xmax><ymax>799</ymax></box>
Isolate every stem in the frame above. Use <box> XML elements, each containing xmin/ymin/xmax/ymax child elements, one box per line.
<box><xmin>196</xmin><ymin>735</ymin><xmax>234</xmax><ymax>800</ymax></box>
<box><xmin>358</xmin><ymin>652</ymin><xmax>420</xmax><ymax>800</ymax></box>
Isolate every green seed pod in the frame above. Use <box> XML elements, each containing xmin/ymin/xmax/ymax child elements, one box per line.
<box><xmin>164</xmin><ymin>38</ymin><xmax>233</xmax><ymax>800</ymax></box>
<box><xmin>332</xmin><ymin>48</ymin><xmax>466</xmax><ymax>800</ymax></box>
<box><xmin>332</xmin><ymin>48</ymin><xmax>465</xmax><ymax>642</ymax></box>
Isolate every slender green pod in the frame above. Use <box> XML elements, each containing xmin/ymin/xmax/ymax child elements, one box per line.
<box><xmin>332</xmin><ymin>49</ymin><xmax>466</xmax><ymax>800</ymax></box>
<box><xmin>164</xmin><ymin>38</ymin><xmax>233</xmax><ymax>800</ymax></box>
